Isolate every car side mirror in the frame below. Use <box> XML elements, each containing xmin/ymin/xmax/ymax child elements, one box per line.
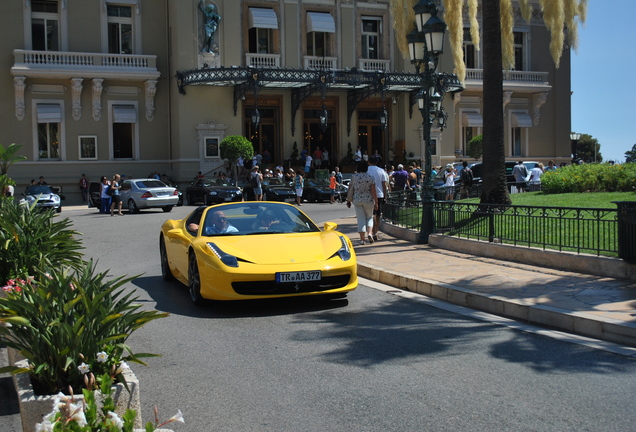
<box><xmin>323</xmin><ymin>222</ymin><xmax>337</xmax><ymax>231</ymax></box>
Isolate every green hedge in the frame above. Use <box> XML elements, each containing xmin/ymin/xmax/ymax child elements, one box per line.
<box><xmin>540</xmin><ymin>163</ymin><xmax>636</xmax><ymax>194</ymax></box>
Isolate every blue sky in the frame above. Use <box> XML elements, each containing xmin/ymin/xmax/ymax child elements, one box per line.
<box><xmin>571</xmin><ymin>0</ymin><xmax>636</xmax><ymax>162</ymax></box>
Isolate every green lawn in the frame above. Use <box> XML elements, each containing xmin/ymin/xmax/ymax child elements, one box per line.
<box><xmin>462</xmin><ymin>191</ymin><xmax>636</xmax><ymax>208</ymax></box>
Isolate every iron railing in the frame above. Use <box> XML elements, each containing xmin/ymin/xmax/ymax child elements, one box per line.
<box><xmin>382</xmin><ymin>195</ymin><xmax>619</xmax><ymax>256</ymax></box>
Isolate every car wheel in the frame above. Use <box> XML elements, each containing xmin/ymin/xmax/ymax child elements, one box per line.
<box><xmin>186</xmin><ymin>192</ymin><xmax>194</xmax><ymax>206</ymax></box>
<box><xmin>128</xmin><ymin>199</ymin><xmax>139</xmax><ymax>214</ymax></box>
<box><xmin>56</xmin><ymin>206</ymin><xmax>62</xmax><ymax>213</ymax></box>
<box><xmin>159</xmin><ymin>236</ymin><xmax>175</xmax><ymax>282</ymax></box>
<box><xmin>204</xmin><ymin>194</ymin><xmax>211</xmax><ymax>206</ymax></box>
<box><xmin>188</xmin><ymin>252</ymin><xmax>205</xmax><ymax>306</ymax></box>
<box><xmin>162</xmin><ymin>206</ymin><xmax>173</xmax><ymax>212</ymax></box>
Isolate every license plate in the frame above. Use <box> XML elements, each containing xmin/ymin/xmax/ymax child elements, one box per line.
<box><xmin>276</xmin><ymin>271</ymin><xmax>321</xmax><ymax>283</ymax></box>
<box><xmin>157</xmin><ymin>191</ymin><xmax>168</xmax><ymax>196</ymax></box>
<box><xmin>284</xmin><ymin>198</ymin><xmax>296</xmax><ymax>203</ymax></box>
<box><xmin>224</xmin><ymin>197</ymin><xmax>233</xmax><ymax>201</ymax></box>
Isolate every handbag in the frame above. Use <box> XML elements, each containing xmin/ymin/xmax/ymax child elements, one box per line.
<box><xmin>106</xmin><ymin>186</ymin><xmax>114</xmax><ymax>196</ymax></box>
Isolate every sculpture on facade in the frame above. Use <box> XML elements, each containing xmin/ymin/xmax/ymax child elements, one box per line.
<box><xmin>199</xmin><ymin>0</ymin><xmax>221</xmax><ymax>54</ymax></box>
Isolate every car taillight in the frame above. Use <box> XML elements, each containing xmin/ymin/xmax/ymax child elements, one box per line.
<box><xmin>173</xmin><ymin>190</ymin><xmax>179</xmax><ymax>195</ymax></box>
<box><xmin>141</xmin><ymin>192</ymin><xmax>152</xmax><ymax>198</ymax></box>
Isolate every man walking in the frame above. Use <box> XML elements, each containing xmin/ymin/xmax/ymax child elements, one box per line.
<box><xmin>368</xmin><ymin>156</ymin><xmax>388</xmax><ymax>241</ymax></box>
<box><xmin>459</xmin><ymin>161</ymin><xmax>473</xmax><ymax>199</ymax></box>
<box><xmin>512</xmin><ymin>161</ymin><xmax>529</xmax><ymax>193</ymax></box>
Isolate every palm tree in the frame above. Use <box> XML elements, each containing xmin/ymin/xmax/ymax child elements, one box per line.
<box><xmin>0</xmin><ymin>143</ymin><xmax>27</xmax><ymax>194</ymax></box>
<box><xmin>392</xmin><ymin>0</ymin><xmax>587</xmax><ymax>204</ymax></box>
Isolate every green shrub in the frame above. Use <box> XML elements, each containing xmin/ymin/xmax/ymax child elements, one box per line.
<box><xmin>540</xmin><ymin>163</ymin><xmax>636</xmax><ymax>194</ymax></box>
<box><xmin>0</xmin><ymin>260</ymin><xmax>169</xmax><ymax>395</ymax></box>
<box><xmin>0</xmin><ymin>200</ymin><xmax>84</xmax><ymax>282</ymax></box>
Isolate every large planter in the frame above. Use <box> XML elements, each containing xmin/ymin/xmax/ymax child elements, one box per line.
<box><xmin>13</xmin><ymin>359</ymin><xmax>142</xmax><ymax>432</ymax></box>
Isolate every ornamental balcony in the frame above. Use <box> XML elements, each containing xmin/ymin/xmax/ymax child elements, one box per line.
<box><xmin>358</xmin><ymin>59</ymin><xmax>391</xmax><ymax>72</ymax></box>
<box><xmin>464</xmin><ymin>68</ymin><xmax>551</xmax><ymax>93</ymax></box>
<box><xmin>303</xmin><ymin>56</ymin><xmax>337</xmax><ymax>70</ymax></box>
<box><xmin>245</xmin><ymin>53</ymin><xmax>281</xmax><ymax>68</ymax></box>
<box><xmin>11</xmin><ymin>49</ymin><xmax>160</xmax><ymax>81</ymax></box>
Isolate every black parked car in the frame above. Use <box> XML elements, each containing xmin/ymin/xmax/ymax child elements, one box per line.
<box><xmin>302</xmin><ymin>179</ymin><xmax>334</xmax><ymax>203</ymax></box>
<box><xmin>242</xmin><ymin>177</ymin><xmax>296</xmax><ymax>202</ymax></box>
<box><xmin>185</xmin><ymin>178</ymin><xmax>242</xmax><ymax>205</ymax></box>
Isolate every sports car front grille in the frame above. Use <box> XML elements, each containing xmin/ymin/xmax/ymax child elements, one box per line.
<box><xmin>232</xmin><ymin>275</ymin><xmax>351</xmax><ymax>295</ymax></box>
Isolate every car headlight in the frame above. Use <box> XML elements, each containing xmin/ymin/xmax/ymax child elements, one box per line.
<box><xmin>236</xmin><ymin>190</ymin><xmax>242</xmax><ymax>195</ymax></box>
<box><xmin>206</xmin><ymin>242</ymin><xmax>239</xmax><ymax>267</ymax></box>
<box><xmin>26</xmin><ymin>196</ymin><xmax>36</xmax><ymax>204</ymax></box>
<box><xmin>334</xmin><ymin>235</ymin><xmax>352</xmax><ymax>261</ymax></box>
<box><xmin>208</xmin><ymin>191</ymin><xmax>218</xmax><ymax>196</ymax></box>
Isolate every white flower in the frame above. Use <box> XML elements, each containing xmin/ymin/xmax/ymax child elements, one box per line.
<box><xmin>96</xmin><ymin>351</ymin><xmax>109</xmax><ymax>363</ymax></box>
<box><xmin>115</xmin><ymin>361</ymin><xmax>130</xmax><ymax>375</ymax></box>
<box><xmin>70</xmin><ymin>410</ymin><xmax>87</xmax><ymax>427</ymax></box>
<box><xmin>167</xmin><ymin>409</ymin><xmax>185</xmax><ymax>424</ymax></box>
<box><xmin>77</xmin><ymin>362</ymin><xmax>90</xmax><ymax>374</ymax></box>
<box><xmin>107</xmin><ymin>411</ymin><xmax>124</xmax><ymax>429</ymax></box>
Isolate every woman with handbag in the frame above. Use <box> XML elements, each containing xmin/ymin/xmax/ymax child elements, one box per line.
<box><xmin>100</xmin><ymin>176</ymin><xmax>111</xmax><ymax>214</ymax></box>
<box><xmin>109</xmin><ymin>174</ymin><xmax>124</xmax><ymax>216</ymax></box>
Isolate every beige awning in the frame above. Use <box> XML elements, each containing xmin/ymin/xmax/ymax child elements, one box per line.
<box><xmin>112</xmin><ymin>105</ymin><xmax>137</xmax><ymax>123</ymax></box>
<box><xmin>307</xmin><ymin>12</ymin><xmax>335</xmax><ymax>33</ymax></box>
<box><xmin>249</xmin><ymin>7</ymin><xmax>278</xmax><ymax>29</ymax></box>
<box><xmin>462</xmin><ymin>112</ymin><xmax>483</xmax><ymax>127</ymax></box>
<box><xmin>36</xmin><ymin>104</ymin><xmax>61</xmax><ymax>123</ymax></box>
<box><xmin>511</xmin><ymin>112</ymin><xmax>533</xmax><ymax>128</ymax></box>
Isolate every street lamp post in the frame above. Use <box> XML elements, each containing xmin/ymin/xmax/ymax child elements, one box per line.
<box><xmin>407</xmin><ymin>0</ymin><xmax>448</xmax><ymax>244</ymax></box>
<box><xmin>570</xmin><ymin>132</ymin><xmax>581</xmax><ymax>164</ymax></box>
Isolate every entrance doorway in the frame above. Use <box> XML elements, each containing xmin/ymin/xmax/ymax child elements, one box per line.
<box><xmin>244</xmin><ymin>105</ymin><xmax>279</xmax><ymax>169</ymax></box>
<box><xmin>357</xmin><ymin>109</ymin><xmax>387</xmax><ymax>163</ymax></box>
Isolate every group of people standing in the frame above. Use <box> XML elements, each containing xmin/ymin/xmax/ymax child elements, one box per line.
<box><xmin>346</xmin><ymin>156</ymin><xmax>387</xmax><ymax>246</ymax></box>
<box><xmin>99</xmin><ymin>174</ymin><xmax>124</xmax><ymax>216</ymax></box>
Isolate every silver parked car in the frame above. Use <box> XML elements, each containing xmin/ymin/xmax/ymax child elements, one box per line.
<box><xmin>119</xmin><ymin>179</ymin><xmax>179</xmax><ymax>213</ymax></box>
<box><xmin>21</xmin><ymin>185</ymin><xmax>63</xmax><ymax>213</ymax></box>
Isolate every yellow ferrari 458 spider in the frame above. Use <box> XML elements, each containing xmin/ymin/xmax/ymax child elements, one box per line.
<box><xmin>160</xmin><ymin>201</ymin><xmax>358</xmax><ymax>305</ymax></box>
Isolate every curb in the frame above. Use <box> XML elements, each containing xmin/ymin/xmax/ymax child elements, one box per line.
<box><xmin>356</xmin><ymin>261</ymin><xmax>636</xmax><ymax>348</ymax></box>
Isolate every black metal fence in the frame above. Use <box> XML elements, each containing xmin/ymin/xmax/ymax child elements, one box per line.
<box><xmin>383</xmin><ymin>195</ymin><xmax>619</xmax><ymax>256</ymax></box>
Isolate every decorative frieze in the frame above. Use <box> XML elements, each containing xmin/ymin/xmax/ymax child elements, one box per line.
<box><xmin>145</xmin><ymin>80</ymin><xmax>157</xmax><ymax>122</ymax></box>
<box><xmin>92</xmin><ymin>78</ymin><xmax>104</xmax><ymax>121</ymax></box>
<box><xmin>71</xmin><ymin>78</ymin><xmax>83</xmax><ymax>121</ymax></box>
<box><xmin>14</xmin><ymin>76</ymin><xmax>26</xmax><ymax>121</ymax></box>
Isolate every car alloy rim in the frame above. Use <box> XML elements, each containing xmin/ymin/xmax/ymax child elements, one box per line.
<box><xmin>189</xmin><ymin>254</ymin><xmax>201</xmax><ymax>301</ymax></box>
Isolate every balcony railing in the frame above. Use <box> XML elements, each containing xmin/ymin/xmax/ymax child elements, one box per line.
<box><xmin>465</xmin><ymin>68</ymin><xmax>549</xmax><ymax>84</ymax></box>
<box><xmin>303</xmin><ymin>56</ymin><xmax>337</xmax><ymax>70</ymax></box>
<box><xmin>358</xmin><ymin>59</ymin><xmax>391</xmax><ymax>72</ymax></box>
<box><xmin>245</xmin><ymin>53</ymin><xmax>281</xmax><ymax>68</ymax></box>
<box><xmin>12</xmin><ymin>49</ymin><xmax>159</xmax><ymax>79</ymax></box>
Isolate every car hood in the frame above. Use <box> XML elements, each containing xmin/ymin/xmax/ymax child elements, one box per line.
<box><xmin>198</xmin><ymin>231</ymin><xmax>346</xmax><ymax>265</ymax></box>
<box><xmin>204</xmin><ymin>186</ymin><xmax>240</xmax><ymax>192</ymax></box>
<box><xmin>26</xmin><ymin>193</ymin><xmax>58</xmax><ymax>200</ymax></box>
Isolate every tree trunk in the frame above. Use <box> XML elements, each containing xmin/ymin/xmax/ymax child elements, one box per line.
<box><xmin>480</xmin><ymin>0</ymin><xmax>511</xmax><ymax>205</ymax></box>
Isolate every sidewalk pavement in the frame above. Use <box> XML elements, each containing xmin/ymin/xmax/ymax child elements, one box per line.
<box><xmin>334</xmin><ymin>217</ymin><xmax>636</xmax><ymax>351</ymax></box>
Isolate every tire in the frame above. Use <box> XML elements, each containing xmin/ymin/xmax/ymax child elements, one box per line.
<box><xmin>204</xmin><ymin>194</ymin><xmax>210</xmax><ymax>206</ymax></box>
<box><xmin>159</xmin><ymin>236</ymin><xmax>175</xmax><ymax>281</ymax></box>
<box><xmin>188</xmin><ymin>252</ymin><xmax>205</xmax><ymax>306</ymax></box>
<box><xmin>56</xmin><ymin>206</ymin><xmax>62</xmax><ymax>213</ymax></box>
<box><xmin>128</xmin><ymin>199</ymin><xmax>139</xmax><ymax>214</ymax></box>
<box><xmin>186</xmin><ymin>192</ymin><xmax>195</xmax><ymax>206</ymax></box>
<box><xmin>162</xmin><ymin>206</ymin><xmax>173</xmax><ymax>212</ymax></box>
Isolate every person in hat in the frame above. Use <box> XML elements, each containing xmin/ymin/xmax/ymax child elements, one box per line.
<box><xmin>249</xmin><ymin>166</ymin><xmax>263</xmax><ymax>201</ymax></box>
<box><xmin>444</xmin><ymin>164</ymin><xmax>456</xmax><ymax>201</ymax></box>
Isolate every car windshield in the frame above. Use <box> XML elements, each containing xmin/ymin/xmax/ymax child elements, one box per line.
<box><xmin>263</xmin><ymin>178</ymin><xmax>287</xmax><ymax>186</ymax></box>
<box><xmin>203</xmin><ymin>178</ymin><xmax>231</xmax><ymax>187</ymax></box>
<box><xmin>199</xmin><ymin>202</ymin><xmax>320</xmax><ymax>236</ymax></box>
<box><xmin>307</xmin><ymin>179</ymin><xmax>329</xmax><ymax>187</ymax></box>
<box><xmin>136</xmin><ymin>180</ymin><xmax>167</xmax><ymax>188</ymax></box>
<box><xmin>26</xmin><ymin>186</ymin><xmax>54</xmax><ymax>195</ymax></box>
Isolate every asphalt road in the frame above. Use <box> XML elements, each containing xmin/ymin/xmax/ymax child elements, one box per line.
<box><xmin>2</xmin><ymin>203</ymin><xmax>636</xmax><ymax>431</ymax></box>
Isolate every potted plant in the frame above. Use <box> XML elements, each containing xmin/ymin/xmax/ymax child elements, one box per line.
<box><xmin>0</xmin><ymin>262</ymin><xmax>169</xmax><ymax>431</ymax></box>
<box><xmin>33</xmin><ymin>373</ymin><xmax>183</xmax><ymax>432</ymax></box>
